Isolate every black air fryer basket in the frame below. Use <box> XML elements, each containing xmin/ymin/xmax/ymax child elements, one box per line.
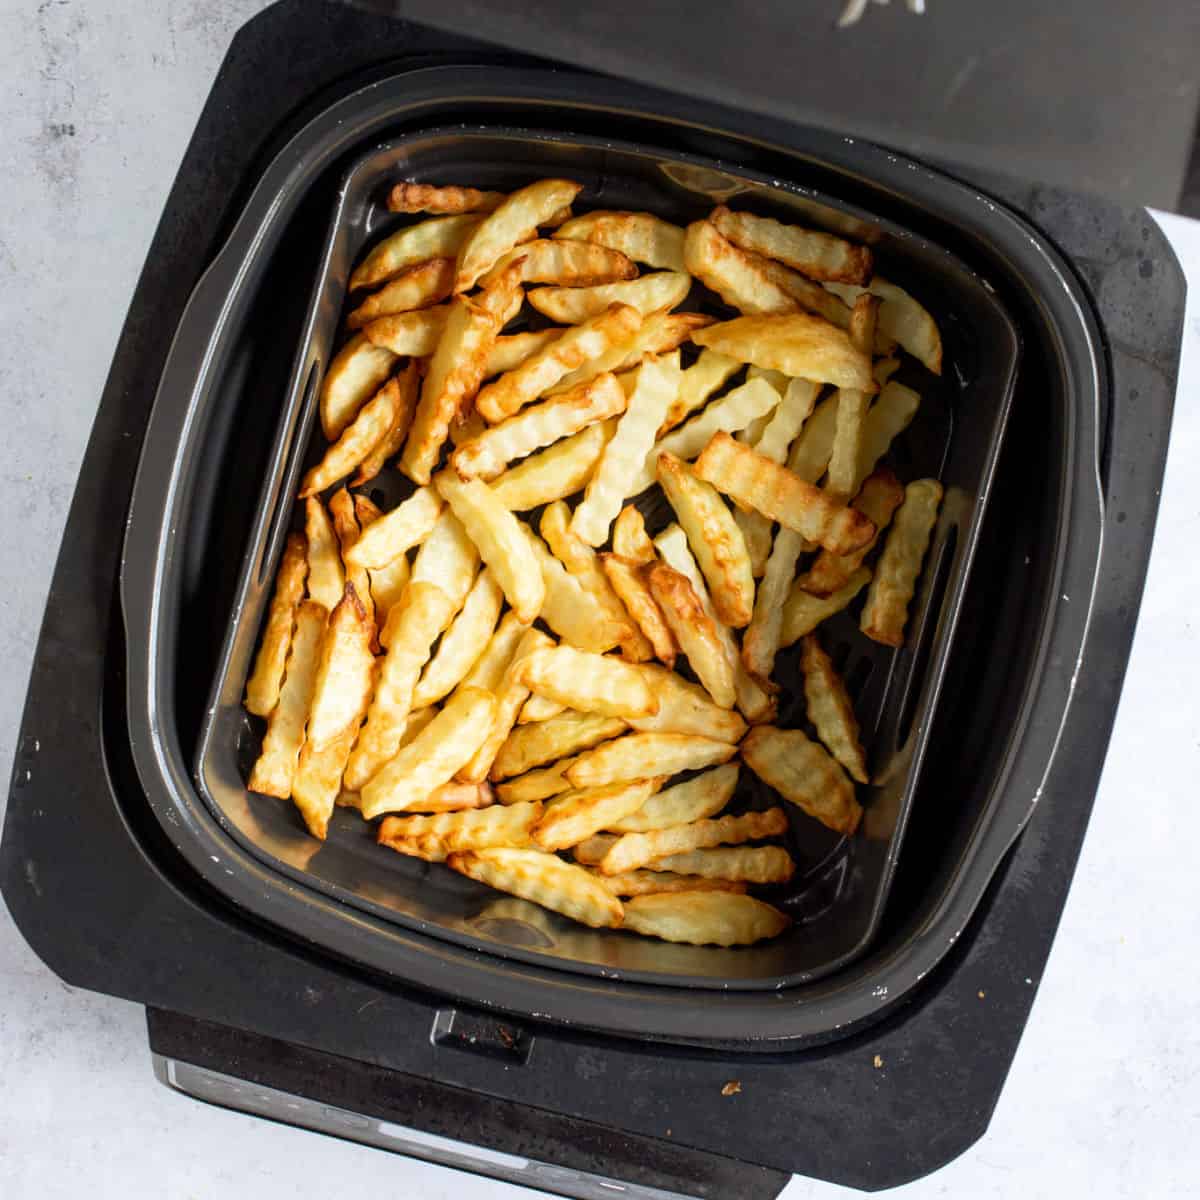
<box><xmin>1</xmin><ymin>2</ymin><xmax>1186</xmax><ymax>1195</ymax></box>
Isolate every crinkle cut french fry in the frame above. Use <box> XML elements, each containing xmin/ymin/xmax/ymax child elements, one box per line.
<box><xmin>734</xmin><ymin>508</ymin><xmax>773</xmax><ymax>579</ymax></box>
<box><xmin>524</xmin><ymin>529</ymin><xmax>628</xmax><ymax>653</ymax></box>
<box><xmin>387</xmin><ymin>181</ymin><xmax>506</xmax><ymax>215</ymax></box>
<box><xmin>741</xmin><ymin>725</ymin><xmax>862</xmax><ymax>836</ymax></box>
<box><xmin>447</xmin><ymin>847</ymin><xmax>624</xmax><ymax>928</ymax></box>
<box><xmin>824</xmin><ymin>278</ymin><xmax>943</xmax><ymax>374</ymax></box>
<box><xmin>756</xmin><ymin>378</ymin><xmax>820</xmax><ymax>464</ymax></box>
<box><xmin>248</xmin><ymin>600</ymin><xmax>326</xmax><ymax>798</ymax></box>
<box><xmin>597</xmin><ymin>807</ymin><xmax>789</xmax><ymax>875</ymax></box>
<box><xmin>592</xmin><ymin>870</ymin><xmax>749</xmax><ymax>897</ymax></box>
<box><xmin>412</xmin><ymin>568</ymin><xmax>503</xmax><ymax>707</ymax></box>
<box><xmin>244</xmin><ymin>532</ymin><xmax>308</xmax><ymax>717</ymax></box>
<box><xmin>489</xmin><ymin>419</ymin><xmax>616</xmax><ymax>512</ymax></box>
<box><xmin>740</xmin><ymin>248</ymin><xmax>855</xmax><ymax>330</ymax></box>
<box><xmin>600</xmin><ymin>554</ymin><xmax>678</xmax><ymax>667</ymax></box>
<box><xmin>319</xmin><ymin>332</ymin><xmax>398</xmax><ymax>444</ymax></box>
<box><xmin>709</xmin><ymin>206</ymin><xmax>873</xmax><ymax>285</ymax></box>
<box><xmin>351</xmin><ymin>363</ymin><xmax>420</xmax><ymax>487</ymax></box>
<box><xmin>652</xmin><ymin>846</ymin><xmax>796</xmax><ymax>884</ymax></box>
<box><xmin>532</xmin><ymin>779</ymin><xmax>661</xmax><ymax>852</ymax></box>
<box><xmin>304</xmin><ymin>496</ymin><xmax>345</xmax><ymax>611</ymax></box>
<box><xmin>607</xmin><ymin>763</ymin><xmax>738</xmax><ymax>833</ymax></box>
<box><xmin>516</xmin><ymin>645</ymin><xmax>659</xmax><ymax>720</ymax></box>
<box><xmin>659</xmin><ymin>350</ymin><xmax>743</xmax><ymax>436</ymax></box>
<box><xmin>565</xmin><ymin>732</ymin><xmax>737</xmax><ymax>790</ymax></box>
<box><xmin>780</xmin><ymin>566</ymin><xmax>871</xmax><ymax>648</ymax></box>
<box><xmin>403</xmin><ymin>779</ymin><xmax>492</xmax><ymax>814</ymax></box>
<box><xmin>410</xmin><ymin>510</ymin><xmax>481</xmax><ymax>609</ymax></box>
<box><xmin>378</xmin><ymin>800</ymin><xmax>541</xmax><ymax>863</ymax></box>
<box><xmin>624</xmin><ymin>664</ymin><xmax>746</xmax><ymax>743</ymax></box>
<box><xmin>350</xmin><ymin>213</ymin><xmax>481</xmax><ymax>292</ymax></box>
<box><xmin>518</xmin><ymin>694</ymin><xmax>567</xmax><ymax>724</ymax></box>
<box><xmin>492</xmin><ymin>711</ymin><xmax>628</xmax><ymax>781</ymax></box>
<box><xmin>479</xmin><ymin>238</ymin><xmax>636</xmax><ymax>288</ymax></box>
<box><xmin>684</xmin><ymin>219</ymin><xmax>801</xmax><ymax>315</ymax></box>
<box><xmin>329</xmin><ymin>488</ymin><xmax>376</xmax><ymax>637</ymax></box>
<box><xmin>786</xmin><ymin>390</ymin><xmax>841</xmax><ymax>484</ymax></box>
<box><xmin>801</xmin><ymin>635</ymin><xmax>869</xmax><ymax>783</ymax></box>
<box><xmin>846</xmin><ymin>380</ymin><xmax>921</xmax><ymax>499</ymax></box>
<box><xmin>554</xmin><ymin>209</ymin><xmax>687</xmax><ymax>272</ymax></box>
<box><xmin>485</xmin><ymin>328</ymin><xmax>563</xmax><ymax>379</ymax></box>
<box><xmin>529</xmin><ymin>271</ymin><xmax>691</xmax><ymax>325</ymax></box>
<box><xmin>460</xmin><ymin>611</ymin><xmax>527</xmax><ymax>693</ymax></box>
<box><xmin>346</xmin><ymin>258</ymin><xmax>455</xmax><ymax>330</ymax></box>
<box><xmin>361</xmin><ymin>306</ymin><xmax>449</xmax><ymax>357</ymax></box>
<box><xmin>571</xmin><ymin>833</ymin><xmax>619</xmax><ymax>865</ymax></box>
<box><xmin>300</xmin><ymin>381</ymin><xmax>399</xmax><ymax>498</ymax></box>
<box><xmin>622</xmin><ymin>891</ymin><xmax>790</xmax><ymax>945</ymax></box>
<box><xmin>496</xmin><ymin>755</ymin><xmax>579</xmax><ymax>804</ymax></box>
<box><xmin>859</xmin><ymin>478</ymin><xmax>942</xmax><ymax>648</ymax></box>
<box><xmin>360</xmin><ymin>686</ymin><xmax>497</xmax><ymax>819</ymax></box>
<box><xmin>345</xmin><ymin>485</ymin><xmax>444</xmax><ymax>570</ymax></box>
<box><xmin>612</xmin><ymin>504</ymin><xmax>655</xmax><ymax>564</ymax></box>
<box><xmin>646</xmin><ymin>563</ymin><xmax>736</xmax><ymax>710</ymax></box>
<box><xmin>742</xmin><ymin>527</ymin><xmax>807</xmax><ymax>680</ymax></box>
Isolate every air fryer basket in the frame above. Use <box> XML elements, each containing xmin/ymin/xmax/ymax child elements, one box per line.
<box><xmin>120</xmin><ymin>65</ymin><xmax>1104</xmax><ymax>1047</ymax></box>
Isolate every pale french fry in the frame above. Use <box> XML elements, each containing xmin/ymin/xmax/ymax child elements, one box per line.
<box><xmin>319</xmin><ymin>333</ymin><xmax>398</xmax><ymax>441</ymax></box>
<box><xmin>734</xmin><ymin>509</ymin><xmax>773</xmax><ymax>579</ymax></box>
<box><xmin>362</xmin><ymin>306</ymin><xmax>448</xmax><ymax>356</ymax></box>
<box><xmin>368</xmin><ymin>558</ymin><xmax>410</xmax><ymax>644</ymax></box>
<box><xmin>624</xmin><ymin>663</ymin><xmax>746</xmax><ymax>743</ymax></box>
<box><xmin>460</xmin><ymin>611</ymin><xmax>527</xmax><ymax>693</ymax></box>
<box><xmin>489</xmin><ymin>418</ymin><xmax>616</xmax><ymax>511</ymax></box>
<box><xmin>656</xmin><ymin>452</ymin><xmax>755</xmax><ymax>628</ymax></box>
<box><xmin>801</xmin><ymin>635</ymin><xmax>869</xmax><ymax>783</ymax></box>
<box><xmin>566</xmin><ymin>732</ymin><xmax>736</xmax><ymax>790</ymax></box>
<box><xmin>479</xmin><ymin>238</ymin><xmax>636</xmax><ymax>288</ymax></box>
<box><xmin>300</xmin><ymin>382</ymin><xmax>399</xmax><ymax>498</ymax></box>
<box><xmin>346</xmin><ymin>258</ymin><xmax>455</xmax><ymax>330</ymax></box>
<box><xmin>476</xmin><ymin>303</ymin><xmax>642</xmax><ymax>424</ymax></box>
<box><xmin>571</xmin><ymin>833</ymin><xmax>619</xmax><ymax>865</ymax></box>
<box><xmin>598</xmin><ymin>807</ymin><xmax>788</xmax><ymax>875</ymax></box>
<box><xmin>659</xmin><ymin>350</ymin><xmax>743</xmax><ymax>435</ymax></box>
<box><xmin>825</xmin><ymin>278</ymin><xmax>943</xmax><ymax>374</ymax></box>
<box><xmin>801</xmin><ymin>467</ymin><xmax>904</xmax><ymax>596</ymax></box>
<box><xmin>492</xmin><ymin>711</ymin><xmax>628</xmax><ymax>781</ymax></box>
<box><xmin>607</xmin><ymin>763</ymin><xmax>738</xmax><ymax>833</ymax></box>
<box><xmin>532</xmin><ymin>779</ymin><xmax>662</xmax><ymax>852</ymax></box>
<box><xmin>360</xmin><ymin>686</ymin><xmax>497</xmax><ymax>819</ymax></box>
<box><xmin>452</xmin><ymin>373</ymin><xmax>626</xmax><ymax>481</ymax></box>
<box><xmin>592</xmin><ymin>870</ymin><xmax>748</xmax><ymax>897</ymax></box>
<box><xmin>387</xmin><ymin>182</ymin><xmax>506</xmax><ymax>215</ymax></box>
<box><xmin>694</xmin><ymin>432</ymin><xmax>875</xmax><ymax>554</ymax></box>
<box><xmin>350</xmin><ymin>213</ymin><xmax>481</xmax><ymax>291</ymax></box>
<box><xmin>709</xmin><ymin>206</ymin><xmax>872</xmax><ymax>284</ymax></box>
<box><xmin>692</xmin><ymin>314</ymin><xmax>875</xmax><ymax>392</ymax></box>
<box><xmin>860</xmin><ymin>479</ymin><xmax>942</xmax><ymax>647</ymax></box>
<box><xmin>873</xmin><ymin>356</ymin><xmax>902</xmax><ymax>387</ymax></box>
<box><xmin>683</xmin><ymin>219</ymin><xmax>801</xmax><ymax>315</ymax></box>
<box><xmin>518</xmin><ymin>694</ymin><xmax>566</xmax><ymax>725</ymax></box>
<box><xmin>622</xmin><ymin>891</ymin><xmax>790</xmax><ymax>945</ymax></box>
<box><xmin>825</xmin><ymin>294</ymin><xmax>879</xmax><ymax>501</ymax></box>
<box><xmin>516</xmin><ymin>645</ymin><xmax>659</xmax><ymax>719</ymax></box>
<box><xmin>343</xmin><ymin>583</ymin><xmax>457</xmax><ymax>791</ymax></box>
<box><xmin>651</xmin><ymin>846</ymin><xmax>795</xmax><ymax>884</ymax></box>
<box><xmin>447</xmin><ymin>847</ymin><xmax>624</xmax><ymax>928</ymax></box>
<box><xmin>292</xmin><ymin>585</ymin><xmax>376</xmax><ymax>838</ymax></box>
<box><xmin>350</xmin><ymin>364</ymin><xmax>420</xmax><ymax>486</ymax></box>
<box><xmin>304</xmin><ymin>496</ymin><xmax>345</xmax><ymax>610</ymax></box>
<box><xmin>742</xmin><ymin>725</ymin><xmax>861</xmax><ymax>835</ymax></box>
<box><xmin>244</xmin><ymin>532</ymin><xmax>308</xmax><ymax>717</ymax></box>
<box><xmin>524</xmin><ymin>528</ymin><xmax>628</xmax><ymax>653</ymax></box>
<box><xmin>600</xmin><ymin>554</ymin><xmax>678</xmax><ymax>667</ymax></box>
<box><xmin>847</xmin><ymin>380</ymin><xmax>921</xmax><ymax>498</ymax></box>
<box><xmin>781</xmin><ymin>566</ymin><xmax>871</xmax><ymax>648</ymax></box>
<box><xmin>756</xmin><ymin>377</ymin><xmax>820</xmax><ymax>463</ymax></box>
<box><xmin>378</xmin><ymin>800</ymin><xmax>541</xmax><ymax>863</ymax></box>
<box><xmin>496</xmin><ymin>756</ymin><xmax>579</xmax><ymax>804</ymax></box>
<box><xmin>344</xmin><ymin>485</ymin><xmax>444</xmax><ymax>569</ymax></box>
<box><xmin>410</xmin><ymin>510</ymin><xmax>480</xmax><ymax>609</ymax></box>
<box><xmin>741</xmin><ymin>527</ymin><xmax>807</xmax><ymax>680</ymax></box>
<box><xmin>412</xmin><ymin>568</ymin><xmax>503</xmax><ymax>707</ymax></box>
<box><xmin>570</xmin><ymin>355</ymin><xmax>680</xmax><ymax>545</ymax></box>
<box><xmin>786</xmin><ymin>389</ymin><xmax>841</xmax><ymax>483</ymax></box>
<box><xmin>484</xmin><ymin>328</ymin><xmax>563</xmax><ymax>378</ymax></box>
<box><xmin>434</xmin><ymin>471</ymin><xmax>545</xmax><ymax>623</ymax></box>
<box><xmin>529</xmin><ymin>271</ymin><xmax>691</xmax><ymax>325</ymax></box>
<box><xmin>248</xmin><ymin>601</ymin><xmax>326</xmax><ymax>797</ymax></box>
<box><xmin>328</xmin><ymin>488</ymin><xmax>376</xmax><ymax>637</ymax></box>
<box><xmin>612</xmin><ymin>505</ymin><xmax>655</xmax><ymax>564</ymax></box>
<box><xmin>454</xmin><ymin>179</ymin><xmax>582</xmax><ymax>291</ymax></box>
<box><xmin>628</xmin><ymin>375</ymin><xmax>779</xmax><ymax>496</ymax></box>
<box><xmin>554</xmin><ymin>209</ymin><xmax>687</xmax><ymax>271</ymax></box>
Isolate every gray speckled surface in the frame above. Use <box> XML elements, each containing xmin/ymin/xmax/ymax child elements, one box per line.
<box><xmin>1</xmin><ymin>3</ymin><xmax>1198</xmax><ymax>1197</ymax></box>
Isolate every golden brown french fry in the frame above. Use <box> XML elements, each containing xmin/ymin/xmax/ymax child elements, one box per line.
<box><xmin>447</xmin><ymin>846</ymin><xmax>624</xmax><ymax>928</ymax></box>
<box><xmin>652</xmin><ymin>846</ymin><xmax>795</xmax><ymax>883</ymax></box>
<box><xmin>434</xmin><ymin>471</ymin><xmax>545</xmax><ymax>623</ymax></box>
<box><xmin>591</xmin><ymin>870</ymin><xmax>748</xmax><ymax>897</ymax></box>
<box><xmin>598</xmin><ymin>808</ymin><xmax>788</xmax><ymax>875</ymax></box>
<box><xmin>656</xmin><ymin>452</ymin><xmax>755</xmax><ymax>628</ymax></box>
<box><xmin>343</xmin><ymin>583</ymin><xmax>457</xmax><ymax>791</ymax></box>
<box><xmin>402</xmin><ymin>779</ymin><xmax>493</xmax><ymax>814</ymax></box>
<box><xmin>301</xmin><ymin>384</ymin><xmax>398</xmax><ymax>499</ymax></box>
<box><xmin>484</xmin><ymin>328</ymin><xmax>563</xmax><ymax>378</ymax></box>
<box><xmin>304</xmin><ymin>496</ymin><xmax>345</xmax><ymax>611</ymax></box>
<box><xmin>346</xmin><ymin>258</ymin><xmax>455</xmax><ymax>330</ymax></box>
<box><xmin>529</xmin><ymin>271</ymin><xmax>691</xmax><ymax>325</ymax></box>
<box><xmin>410</xmin><ymin>510</ymin><xmax>480</xmax><ymax>608</ymax></box>
<box><xmin>607</xmin><ymin>763</ymin><xmax>738</xmax><ymax>833</ymax></box>
<box><xmin>659</xmin><ymin>350</ymin><xmax>743</xmax><ymax>435</ymax></box>
<box><xmin>244</xmin><ymin>532</ymin><xmax>308</xmax><ymax>717</ymax></box>
<box><xmin>248</xmin><ymin>600</ymin><xmax>327</xmax><ymax>797</ymax></box>
<box><xmin>571</xmin><ymin>833</ymin><xmax>619</xmax><ymax>865</ymax></box>
<box><xmin>492</xmin><ymin>711</ymin><xmax>628</xmax><ymax>781</ymax></box>
<box><xmin>479</xmin><ymin>238</ymin><xmax>636</xmax><ymax>288</ymax></box>
<box><xmin>734</xmin><ymin>509</ymin><xmax>772</xmax><ymax>579</ymax></box>
<box><xmin>741</xmin><ymin>527</ymin><xmax>806</xmax><ymax>680</ymax></box>
<box><xmin>610</xmin><ymin>504</ymin><xmax>653</xmax><ymax>563</ymax></box>
<box><xmin>518</xmin><ymin>694</ymin><xmax>566</xmax><ymax>725</ymax></box>
<box><xmin>292</xmin><ymin>585</ymin><xmax>376</xmax><ymax>838</ymax></box>
<box><xmin>800</xmin><ymin>467</ymin><xmax>904</xmax><ymax>596</ymax></box>
<box><xmin>566</xmin><ymin>732</ymin><xmax>736</xmax><ymax>790</ymax></box>
<box><xmin>496</xmin><ymin>755</ymin><xmax>579</xmax><ymax>804</ymax></box>
<box><xmin>646</xmin><ymin>561</ymin><xmax>735</xmax><ymax>707</ymax></box>
<box><xmin>387</xmin><ymin>182</ymin><xmax>506</xmax><ymax>215</ymax></box>
<box><xmin>350</xmin><ymin>214</ymin><xmax>481</xmax><ymax>291</ymax></box>
<box><xmin>360</xmin><ymin>686</ymin><xmax>497</xmax><ymax>819</ymax></box>
<box><xmin>570</xmin><ymin>354</ymin><xmax>680</xmax><ymax>546</ymax></box>
<box><xmin>344</xmin><ymin>485</ymin><xmax>444</xmax><ymax>570</ymax></box>
<box><xmin>319</xmin><ymin>334</ymin><xmax>398</xmax><ymax>442</ymax></box>
<box><xmin>694</xmin><ymin>432</ymin><xmax>875</xmax><ymax>554</ymax></box>
<box><xmin>600</xmin><ymin>554</ymin><xmax>678</xmax><ymax>667</ymax></box>
<box><xmin>328</xmin><ymin>488</ymin><xmax>376</xmax><ymax>638</ymax></box>
<box><xmin>825</xmin><ymin>278</ymin><xmax>943</xmax><ymax>374</ymax></box>
<box><xmin>684</xmin><ymin>219</ymin><xmax>801</xmax><ymax>315</ymax></box>
<box><xmin>454</xmin><ymin>179</ymin><xmax>582</xmax><ymax>291</ymax></box>
<box><xmin>361</xmin><ymin>306</ymin><xmax>448</xmax><ymax>357</ymax></box>
<box><xmin>622</xmin><ymin>891</ymin><xmax>790</xmax><ymax>945</ymax></box>
<box><xmin>554</xmin><ymin>209</ymin><xmax>687</xmax><ymax>272</ymax></box>
<box><xmin>624</xmin><ymin>664</ymin><xmax>746</xmax><ymax>743</ymax></box>
<box><xmin>365</xmin><ymin>556</ymin><xmax>410</xmax><ymax>645</ymax></box>
<box><xmin>489</xmin><ymin>418</ymin><xmax>616</xmax><ymax>511</ymax></box>
<box><xmin>515</xmin><ymin>645</ymin><xmax>660</xmax><ymax>720</ymax></box>
<box><xmin>742</xmin><ymin>725</ymin><xmax>861</xmax><ymax>835</ymax></box>
<box><xmin>780</xmin><ymin>566</ymin><xmax>871</xmax><ymax>648</ymax></box>
<box><xmin>693</xmin><ymin>313</ymin><xmax>875</xmax><ymax>393</ymax></box>
<box><xmin>739</xmin><ymin>248</ymin><xmax>856</xmax><ymax>329</ymax></box>
<box><xmin>350</xmin><ymin>365</ymin><xmax>420</xmax><ymax>487</ymax></box>
<box><xmin>532</xmin><ymin>779</ymin><xmax>662</xmax><ymax>852</ymax></box>
<box><xmin>860</xmin><ymin>478</ymin><xmax>942</xmax><ymax>647</ymax></box>
<box><xmin>452</xmin><ymin>373</ymin><xmax>626</xmax><ymax>481</ymax></box>
<box><xmin>476</xmin><ymin>303</ymin><xmax>642</xmax><ymax>424</ymax></box>
<box><xmin>873</xmin><ymin>356</ymin><xmax>902</xmax><ymax>387</ymax></box>
<box><xmin>412</xmin><ymin>568</ymin><xmax>503</xmax><ymax>707</ymax></box>
<box><xmin>801</xmin><ymin>635</ymin><xmax>868</xmax><ymax>783</ymax></box>
<box><xmin>378</xmin><ymin>800</ymin><xmax>540</xmax><ymax>863</ymax></box>
<box><xmin>460</xmin><ymin>611</ymin><xmax>527</xmax><ymax>693</ymax></box>
<box><xmin>524</xmin><ymin>528</ymin><xmax>629</xmax><ymax>653</ymax></box>
<box><xmin>709</xmin><ymin>206</ymin><xmax>873</xmax><ymax>284</ymax></box>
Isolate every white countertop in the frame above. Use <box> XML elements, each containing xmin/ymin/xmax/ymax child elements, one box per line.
<box><xmin>1</xmin><ymin>4</ymin><xmax>1197</xmax><ymax>1197</ymax></box>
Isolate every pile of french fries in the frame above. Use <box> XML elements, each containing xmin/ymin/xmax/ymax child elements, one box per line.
<box><xmin>242</xmin><ymin>177</ymin><xmax>946</xmax><ymax>949</ymax></box>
